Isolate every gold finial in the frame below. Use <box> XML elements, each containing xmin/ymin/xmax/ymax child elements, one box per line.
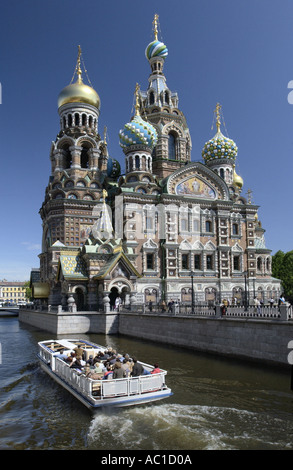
<box><xmin>76</xmin><ymin>45</ymin><xmax>83</xmax><ymax>84</ymax></box>
<box><xmin>134</xmin><ymin>83</ymin><xmax>141</xmax><ymax>116</ymax></box>
<box><xmin>214</xmin><ymin>102</ymin><xmax>222</xmax><ymax>132</ymax></box>
<box><xmin>153</xmin><ymin>14</ymin><xmax>159</xmax><ymax>41</ymax></box>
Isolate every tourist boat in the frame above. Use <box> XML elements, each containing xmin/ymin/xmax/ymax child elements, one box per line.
<box><xmin>37</xmin><ymin>338</ymin><xmax>172</xmax><ymax>410</ymax></box>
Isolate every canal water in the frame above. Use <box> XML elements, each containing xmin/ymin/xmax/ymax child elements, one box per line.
<box><xmin>0</xmin><ymin>316</ymin><xmax>292</xmax><ymax>451</ymax></box>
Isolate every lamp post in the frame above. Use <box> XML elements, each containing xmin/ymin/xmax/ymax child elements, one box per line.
<box><xmin>191</xmin><ymin>271</ymin><xmax>195</xmax><ymax>314</ymax></box>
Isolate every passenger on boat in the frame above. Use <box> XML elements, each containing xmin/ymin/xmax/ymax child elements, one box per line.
<box><xmin>131</xmin><ymin>357</ymin><xmax>144</xmax><ymax>376</ymax></box>
<box><xmin>109</xmin><ymin>354</ymin><xmax>118</xmax><ymax>365</ymax></box>
<box><xmin>122</xmin><ymin>358</ymin><xmax>132</xmax><ymax>377</ymax></box>
<box><xmin>151</xmin><ymin>363</ymin><xmax>162</xmax><ymax>374</ymax></box>
<box><xmin>103</xmin><ymin>365</ymin><xmax>114</xmax><ymax>380</ymax></box>
<box><xmin>70</xmin><ymin>357</ymin><xmax>83</xmax><ymax>371</ymax></box>
<box><xmin>98</xmin><ymin>350</ymin><xmax>110</xmax><ymax>361</ymax></box>
<box><xmin>113</xmin><ymin>361</ymin><xmax>126</xmax><ymax>379</ymax></box>
<box><xmin>93</xmin><ymin>359</ymin><xmax>105</xmax><ymax>374</ymax></box>
<box><xmin>86</xmin><ymin>355</ymin><xmax>94</xmax><ymax>366</ymax></box>
<box><xmin>65</xmin><ymin>352</ymin><xmax>76</xmax><ymax>364</ymax></box>
<box><xmin>74</xmin><ymin>346</ymin><xmax>84</xmax><ymax>359</ymax></box>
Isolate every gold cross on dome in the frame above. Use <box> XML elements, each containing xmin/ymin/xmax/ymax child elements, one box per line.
<box><xmin>214</xmin><ymin>102</ymin><xmax>222</xmax><ymax>132</ymax></box>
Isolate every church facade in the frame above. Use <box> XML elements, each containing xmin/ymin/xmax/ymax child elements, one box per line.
<box><xmin>33</xmin><ymin>16</ymin><xmax>280</xmax><ymax>311</ymax></box>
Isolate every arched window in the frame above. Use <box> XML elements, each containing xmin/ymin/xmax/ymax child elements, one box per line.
<box><xmin>149</xmin><ymin>91</ymin><xmax>155</xmax><ymax>105</ymax></box>
<box><xmin>232</xmin><ymin>223</ymin><xmax>239</xmax><ymax>235</ymax></box>
<box><xmin>257</xmin><ymin>257</ymin><xmax>262</xmax><ymax>271</ymax></box>
<box><xmin>80</xmin><ymin>143</ymin><xmax>92</xmax><ymax>169</ymax></box>
<box><xmin>181</xmin><ymin>219</ymin><xmax>188</xmax><ymax>232</ymax></box>
<box><xmin>135</xmin><ymin>155</ymin><xmax>140</xmax><ymax>169</ymax></box>
<box><xmin>220</xmin><ymin>168</ymin><xmax>225</xmax><ymax>179</ymax></box>
<box><xmin>62</xmin><ymin>145</ymin><xmax>72</xmax><ymax>169</ymax></box>
<box><xmin>205</xmin><ymin>220</ymin><xmax>212</xmax><ymax>232</ymax></box>
<box><xmin>74</xmin><ymin>113</ymin><xmax>80</xmax><ymax>126</ymax></box>
<box><xmin>82</xmin><ymin>114</ymin><xmax>86</xmax><ymax>126</ymax></box>
<box><xmin>168</xmin><ymin>132</ymin><xmax>176</xmax><ymax>160</ymax></box>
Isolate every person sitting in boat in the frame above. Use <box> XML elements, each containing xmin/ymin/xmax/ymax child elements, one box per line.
<box><xmin>65</xmin><ymin>352</ymin><xmax>76</xmax><ymax>364</ymax></box>
<box><xmin>69</xmin><ymin>356</ymin><xmax>83</xmax><ymax>372</ymax></box>
<box><xmin>113</xmin><ymin>361</ymin><xmax>126</xmax><ymax>379</ymax></box>
<box><xmin>99</xmin><ymin>350</ymin><xmax>110</xmax><ymax>361</ymax></box>
<box><xmin>122</xmin><ymin>357</ymin><xmax>132</xmax><ymax>377</ymax></box>
<box><xmin>86</xmin><ymin>355</ymin><xmax>94</xmax><ymax>366</ymax></box>
<box><xmin>93</xmin><ymin>359</ymin><xmax>105</xmax><ymax>375</ymax></box>
<box><xmin>102</xmin><ymin>365</ymin><xmax>114</xmax><ymax>380</ymax></box>
<box><xmin>151</xmin><ymin>363</ymin><xmax>162</xmax><ymax>374</ymax></box>
<box><xmin>131</xmin><ymin>357</ymin><xmax>144</xmax><ymax>376</ymax></box>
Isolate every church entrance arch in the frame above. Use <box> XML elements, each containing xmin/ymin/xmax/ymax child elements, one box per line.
<box><xmin>72</xmin><ymin>285</ymin><xmax>86</xmax><ymax>311</ymax></box>
<box><xmin>121</xmin><ymin>286</ymin><xmax>131</xmax><ymax>306</ymax></box>
<box><xmin>108</xmin><ymin>279</ymin><xmax>134</xmax><ymax>309</ymax></box>
<box><xmin>109</xmin><ymin>287</ymin><xmax>119</xmax><ymax>310</ymax></box>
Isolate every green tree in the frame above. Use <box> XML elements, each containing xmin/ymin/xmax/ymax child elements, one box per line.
<box><xmin>24</xmin><ymin>281</ymin><xmax>32</xmax><ymax>301</ymax></box>
<box><xmin>279</xmin><ymin>251</ymin><xmax>293</xmax><ymax>301</ymax></box>
<box><xmin>272</xmin><ymin>250</ymin><xmax>285</xmax><ymax>279</ymax></box>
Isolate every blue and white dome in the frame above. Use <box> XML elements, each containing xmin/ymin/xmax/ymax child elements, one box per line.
<box><xmin>145</xmin><ymin>40</ymin><xmax>168</xmax><ymax>60</ymax></box>
<box><xmin>119</xmin><ymin>114</ymin><xmax>158</xmax><ymax>150</ymax></box>
<box><xmin>202</xmin><ymin>129</ymin><xmax>238</xmax><ymax>163</ymax></box>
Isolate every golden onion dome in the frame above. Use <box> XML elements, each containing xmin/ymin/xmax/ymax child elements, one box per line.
<box><xmin>58</xmin><ymin>46</ymin><xmax>100</xmax><ymax>110</ymax></box>
<box><xmin>233</xmin><ymin>165</ymin><xmax>244</xmax><ymax>189</ymax></box>
<box><xmin>58</xmin><ymin>81</ymin><xmax>100</xmax><ymax>109</ymax></box>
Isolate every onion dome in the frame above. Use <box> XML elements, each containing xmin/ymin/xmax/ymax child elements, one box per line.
<box><xmin>233</xmin><ymin>165</ymin><xmax>244</xmax><ymax>189</ymax></box>
<box><xmin>119</xmin><ymin>84</ymin><xmax>158</xmax><ymax>150</ymax></box>
<box><xmin>119</xmin><ymin>114</ymin><xmax>158</xmax><ymax>149</ymax></box>
<box><xmin>145</xmin><ymin>14</ymin><xmax>168</xmax><ymax>60</ymax></box>
<box><xmin>58</xmin><ymin>46</ymin><xmax>100</xmax><ymax>109</ymax></box>
<box><xmin>107</xmin><ymin>158</ymin><xmax>121</xmax><ymax>179</ymax></box>
<box><xmin>145</xmin><ymin>40</ymin><xmax>168</xmax><ymax>60</ymax></box>
<box><xmin>202</xmin><ymin>103</ymin><xmax>238</xmax><ymax>163</ymax></box>
<box><xmin>202</xmin><ymin>130</ymin><xmax>238</xmax><ymax>163</ymax></box>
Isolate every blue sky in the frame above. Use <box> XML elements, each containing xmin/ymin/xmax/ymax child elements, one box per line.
<box><xmin>0</xmin><ymin>0</ymin><xmax>293</xmax><ymax>281</ymax></box>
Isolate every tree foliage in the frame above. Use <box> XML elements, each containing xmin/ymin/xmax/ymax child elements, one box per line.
<box><xmin>272</xmin><ymin>250</ymin><xmax>293</xmax><ymax>301</ymax></box>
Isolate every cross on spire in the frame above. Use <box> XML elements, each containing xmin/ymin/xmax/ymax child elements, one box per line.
<box><xmin>153</xmin><ymin>14</ymin><xmax>159</xmax><ymax>41</ymax></box>
<box><xmin>214</xmin><ymin>102</ymin><xmax>222</xmax><ymax>132</ymax></box>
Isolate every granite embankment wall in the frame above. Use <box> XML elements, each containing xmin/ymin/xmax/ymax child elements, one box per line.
<box><xmin>19</xmin><ymin>309</ymin><xmax>293</xmax><ymax>366</ymax></box>
<box><xmin>119</xmin><ymin>313</ymin><xmax>293</xmax><ymax>366</ymax></box>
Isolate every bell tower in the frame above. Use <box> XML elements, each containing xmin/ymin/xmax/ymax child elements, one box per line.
<box><xmin>139</xmin><ymin>14</ymin><xmax>192</xmax><ymax>179</ymax></box>
<box><xmin>39</xmin><ymin>46</ymin><xmax>108</xmax><ymax>291</ymax></box>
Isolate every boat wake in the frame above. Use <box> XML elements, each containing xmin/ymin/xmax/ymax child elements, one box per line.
<box><xmin>87</xmin><ymin>403</ymin><xmax>293</xmax><ymax>450</ymax></box>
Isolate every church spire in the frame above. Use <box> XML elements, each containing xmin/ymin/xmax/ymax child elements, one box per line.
<box><xmin>75</xmin><ymin>45</ymin><xmax>83</xmax><ymax>85</ymax></box>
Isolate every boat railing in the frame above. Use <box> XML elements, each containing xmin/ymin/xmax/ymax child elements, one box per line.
<box><xmin>52</xmin><ymin>355</ymin><xmax>167</xmax><ymax>402</ymax></box>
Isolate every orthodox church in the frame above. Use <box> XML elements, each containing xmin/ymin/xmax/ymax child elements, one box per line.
<box><xmin>32</xmin><ymin>16</ymin><xmax>280</xmax><ymax>310</ymax></box>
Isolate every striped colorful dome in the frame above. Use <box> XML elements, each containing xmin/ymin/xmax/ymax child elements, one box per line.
<box><xmin>202</xmin><ymin>130</ymin><xmax>238</xmax><ymax>163</ymax></box>
<box><xmin>119</xmin><ymin>115</ymin><xmax>158</xmax><ymax>149</ymax></box>
<box><xmin>145</xmin><ymin>40</ymin><xmax>168</xmax><ymax>60</ymax></box>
